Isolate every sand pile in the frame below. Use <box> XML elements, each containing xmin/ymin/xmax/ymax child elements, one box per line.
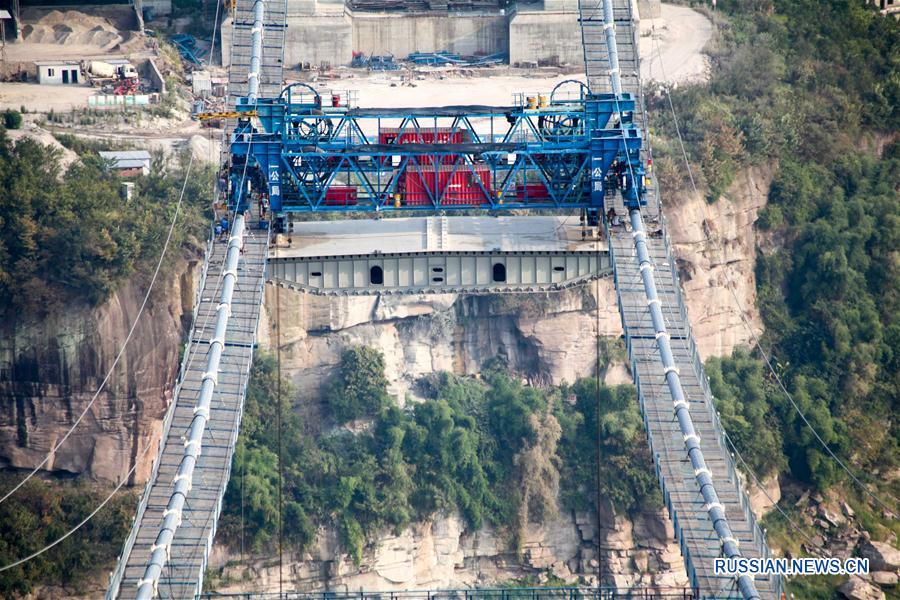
<box><xmin>189</xmin><ymin>134</ymin><xmax>223</xmax><ymax>164</ymax></box>
<box><xmin>21</xmin><ymin>10</ymin><xmax>123</xmax><ymax>50</ymax></box>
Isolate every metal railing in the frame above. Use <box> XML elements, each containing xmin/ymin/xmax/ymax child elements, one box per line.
<box><xmin>199</xmin><ymin>587</ymin><xmax>696</xmax><ymax>600</ymax></box>
<box><xmin>106</xmin><ymin>230</ymin><xmax>217</xmax><ymax>599</ymax></box>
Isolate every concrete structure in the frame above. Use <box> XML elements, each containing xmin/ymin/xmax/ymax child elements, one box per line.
<box><xmin>353</xmin><ymin>11</ymin><xmax>508</xmax><ymax>59</ymax></box>
<box><xmin>139</xmin><ymin>57</ymin><xmax>165</xmax><ymax>94</ymax></box>
<box><xmin>99</xmin><ymin>150</ymin><xmax>152</xmax><ymax>177</ymax></box>
<box><xmin>35</xmin><ymin>60</ymin><xmax>82</xmax><ymax>85</ymax></box>
<box><xmin>269</xmin><ymin>216</ymin><xmax>610</xmax><ymax>294</ymax></box>
<box><xmin>134</xmin><ymin>0</ymin><xmax>172</xmax><ymax>19</ymax></box>
<box><xmin>142</xmin><ymin>0</ymin><xmax>172</xmax><ymax>16</ymax></box>
<box><xmin>868</xmin><ymin>0</ymin><xmax>900</xmax><ymax>15</ymax></box>
<box><xmin>222</xmin><ymin>0</ymin><xmax>349</xmax><ymax>69</ymax></box>
<box><xmin>192</xmin><ymin>70</ymin><xmax>212</xmax><ymax>96</ymax></box>
<box><xmin>222</xmin><ymin>0</ymin><xmax>593</xmax><ymax>69</ymax></box>
<box><xmin>509</xmin><ymin>9</ymin><xmax>582</xmax><ymax>67</ymax></box>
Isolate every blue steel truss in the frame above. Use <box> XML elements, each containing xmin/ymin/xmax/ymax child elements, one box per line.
<box><xmin>227</xmin><ymin>83</ymin><xmax>647</xmax><ymax>214</ymax></box>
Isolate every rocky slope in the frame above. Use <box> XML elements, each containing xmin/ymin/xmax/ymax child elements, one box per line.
<box><xmin>209</xmin><ymin>504</ymin><xmax>689</xmax><ymax>593</ymax></box>
<box><xmin>665</xmin><ymin>165</ymin><xmax>773</xmax><ymax>360</ymax></box>
<box><xmin>0</xmin><ymin>258</ymin><xmax>200</xmax><ymax>485</ymax></box>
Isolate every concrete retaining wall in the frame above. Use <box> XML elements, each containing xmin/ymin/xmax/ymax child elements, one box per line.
<box><xmin>352</xmin><ymin>12</ymin><xmax>508</xmax><ymax>58</ymax></box>
<box><xmin>140</xmin><ymin>57</ymin><xmax>166</xmax><ymax>94</ymax></box>
<box><xmin>221</xmin><ymin>16</ymin><xmax>232</xmax><ymax>66</ymax></box>
<box><xmin>222</xmin><ymin>4</ymin><xmax>586</xmax><ymax>69</ymax></box>
<box><xmin>222</xmin><ymin>13</ymin><xmax>353</xmax><ymax>69</ymax></box>
<box><xmin>285</xmin><ymin>14</ymin><xmax>353</xmax><ymax>67</ymax></box>
<box><xmin>509</xmin><ymin>11</ymin><xmax>584</xmax><ymax>67</ymax></box>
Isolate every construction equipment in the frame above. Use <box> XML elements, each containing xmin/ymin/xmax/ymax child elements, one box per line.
<box><xmin>83</xmin><ymin>60</ymin><xmax>141</xmax><ymax>95</ymax></box>
<box><xmin>407</xmin><ymin>51</ymin><xmax>506</xmax><ymax>66</ymax></box>
<box><xmin>85</xmin><ymin>60</ymin><xmax>138</xmax><ymax>82</ymax></box>
<box><xmin>197</xmin><ymin>110</ymin><xmax>258</xmax><ymax>120</ymax></box>
<box><xmin>350</xmin><ymin>52</ymin><xmax>401</xmax><ymax>71</ymax></box>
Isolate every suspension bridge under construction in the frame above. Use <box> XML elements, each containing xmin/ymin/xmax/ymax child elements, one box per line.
<box><xmin>102</xmin><ymin>0</ymin><xmax>784</xmax><ymax>598</ymax></box>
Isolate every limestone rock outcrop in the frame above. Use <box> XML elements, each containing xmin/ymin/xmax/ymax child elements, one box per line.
<box><xmin>840</xmin><ymin>576</ymin><xmax>886</xmax><ymax>600</ymax></box>
<box><xmin>859</xmin><ymin>540</ymin><xmax>900</xmax><ymax>573</ymax></box>
<box><xmin>261</xmin><ymin>280</ymin><xmax>623</xmax><ymax>418</ymax></box>
<box><xmin>209</xmin><ymin>507</ymin><xmax>689</xmax><ymax>594</ymax></box>
<box><xmin>665</xmin><ymin>165</ymin><xmax>774</xmax><ymax>359</ymax></box>
<box><xmin>0</xmin><ymin>258</ymin><xmax>200</xmax><ymax>484</ymax></box>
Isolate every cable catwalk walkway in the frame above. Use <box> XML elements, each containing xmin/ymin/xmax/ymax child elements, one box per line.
<box><xmin>106</xmin><ymin>230</ymin><xmax>268</xmax><ymax>599</ymax></box>
<box><xmin>106</xmin><ymin>0</ymin><xmax>285</xmax><ymax>595</ymax></box>
<box><xmin>228</xmin><ymin>0</ymin><xmax>287</xmax><ymax>102</ymax></box>
<box><xmin>579</xmin><ymin>1</ymin><xmax>782</xmax><ymax>598</ymax></box>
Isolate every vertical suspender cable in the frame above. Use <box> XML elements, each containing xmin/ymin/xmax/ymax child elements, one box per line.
<box><xmin>595</xmin><ymin>1</ymin><xmax>760</xmax><ymax>598</ymax></box>
<box><xmin>276</xmin><ymin>228</ymin><xmax>284</xmax><ymax>596</ymax></box>
<box><xmin>134</xmin><ymin>2</ymin><xmax>265</xmax><ymax>598</ymax></box>
<box><xmin>595</xmin><ymin>315</ymin><xmax>601</xmax><ymax>589</ymax></box>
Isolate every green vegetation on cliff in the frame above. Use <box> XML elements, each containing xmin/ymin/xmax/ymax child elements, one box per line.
<box><xmin>0</xmin><ymin>477</ymin><xmax>135</xmax><ymax>598</ymax></box>
<box><xmin>0</xmin><ymin>129</ymin><xmax>210</xmax><ymax>316</ymax></box>
<box><xmin>219</xmin><ymin>349</ymin><xmax>659</xmax><ymax>564</ymax></box>
<box><xmin>653</xmin><ymin>0</ymin><xmax>899</xmax><ymax>565</ymax></box>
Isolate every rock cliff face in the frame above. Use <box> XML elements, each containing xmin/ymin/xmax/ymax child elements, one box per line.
<box><xmin>258</xmin><ymin>280</ymin><xmax>623</xmax><ymax>414</ymax></box>
<box><xmin>0</xmin><ymin>258</ymin><xmax>200</xmax><ymax>485</ymax></box>
<box><xmin>666</xmin><ymin>166</ymin><xmax>774</xmax><ymax>360</ymax></box>
<box><xmin>209</xmin><ymin>507</ymin><xmax>689</xmax><ymax>594</ymax></box>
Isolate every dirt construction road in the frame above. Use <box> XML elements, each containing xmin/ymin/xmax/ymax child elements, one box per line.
<box><xmin>639</xmin><ymin>4</ymin><xmax>713</xmax><ymax>85</ymax></box>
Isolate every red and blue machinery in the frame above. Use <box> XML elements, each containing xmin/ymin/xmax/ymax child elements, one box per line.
<box><xmin>227</xmin><ymin>81</ymin><xmax>647</xmax><ymax>214</ymax></box>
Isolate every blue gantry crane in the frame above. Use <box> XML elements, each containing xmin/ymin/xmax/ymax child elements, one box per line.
<box><xmin>225</xmin><ymin>81</ymin><xmax>646</xmax><ymax>214</ymax></box>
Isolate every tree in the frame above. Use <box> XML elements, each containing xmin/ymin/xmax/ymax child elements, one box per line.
<box><xmin>3</xmin><ymin>110</ymin><xmax>22</xmax><ymax>130</ymax></box>
<box><xmin>326</xmin><ymin>347</ymin><xmax>390</xmax><ymax>423</ymax></box>
<box><xmin>707</xmin><ymin>348</ymin><xmax>785</xmax><ymax>477</ymax></box>
<box><xmin>556</xmin><ymin>379</ymin><xmax>661</xmax><ymax>515</ymax></box>
<box><xmin>514</xmin><ymin>408</ymin><xmax>561</xmax><ymax>544</ymax></box>
<box><xmin>0</xmin><ymin>130</ymin><xmax>208</xmax><ymax>316</ymax></box>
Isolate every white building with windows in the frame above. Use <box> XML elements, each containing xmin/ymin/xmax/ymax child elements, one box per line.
<box><xmin>36</xmin><ymin>61</ymin><xmax>82</xmax><ymax>85</ymax></box>
<box><xmin>870</xmin><ymin>0</ymin><xmax>900</xmax><ymax>14</ymax></box>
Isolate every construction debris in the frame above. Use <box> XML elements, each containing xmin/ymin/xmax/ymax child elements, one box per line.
<box><xmin>170</xmin><ymin>34</ymin><xmax>206</xmax><ymax>66</ymax></box>
<box><xmin>351</xmin><ymin>52</ymin><xmax>401</xmax><ymax>71</ymax></box>
<box><xmin>407</xmin><ymin>51</ymin><xmax>505</xmax><ymax>67</ymax></box>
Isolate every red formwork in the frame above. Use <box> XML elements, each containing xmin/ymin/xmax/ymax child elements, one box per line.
<box><xmin>324</xmin><ymin>186</ymin><xmax>359</xmax><ymax>205</ymax></box>
<box><xmin>515</xmin><ymin>182</ymin><xmax>552</xmax><ymax>201</ymax></box>
<box><xmin>402</xmin><ymin>164</ymin><xmax>492</xmax><ymax>206</ymax></box>
<box><xmin>379</xmin><ymin>127</ymin><xmax>470</xmax><ymax>165</ymax></box>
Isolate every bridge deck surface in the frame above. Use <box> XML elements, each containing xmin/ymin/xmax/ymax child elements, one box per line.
<box><xmin>276</xmin><ymin>216</ymin><xmax>607</xmax><ymax>258</ymax></box>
